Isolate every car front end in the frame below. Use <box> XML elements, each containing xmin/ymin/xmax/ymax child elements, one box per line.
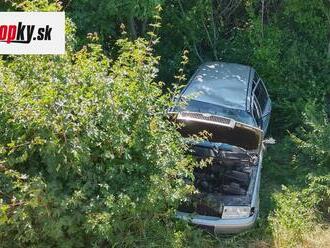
<box><xmin>171</xmin><ymin>111</ymin><xmax>263</xmax><ymax>233</ymax></box>
<box><xmin>176</xmin><ymin>152</ymin><xmax>262</xmax><ymax>234</ymax></box>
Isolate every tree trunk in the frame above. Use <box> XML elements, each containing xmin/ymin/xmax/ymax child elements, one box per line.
<box><xmin>193</xmin><ymin>43</ymin><xmax>204</xmax><ymax>63</ymax></box>
<box><xmin>141</xmin><ymin>19</ymin><xmax>148</xmax><ymax>36</ymax></box>
<box><xmin>261</xmin><ymin>0</ymin><xmax>265</xmax><ymax>38</ymax></box>
<box><xmin>210</xmin><ymin>0</ymin><xmax>219</xmax><ymax>60</ymax></box>
<box><xmin>128</xmin><ymin>15</ymin><xmax>137</xmax><ymax>39</ymax></box>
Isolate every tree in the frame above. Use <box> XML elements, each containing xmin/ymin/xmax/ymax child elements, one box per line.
<box><xmin>67</xmin><ymin>0</ymin><xmax>164</xmax><ymax>40</ymax></box>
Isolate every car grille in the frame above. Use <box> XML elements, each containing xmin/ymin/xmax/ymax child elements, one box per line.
<box><xmin>178</xmin><ymin>112</ymin><xmax>234</xmax><ymax>127</ymax></box>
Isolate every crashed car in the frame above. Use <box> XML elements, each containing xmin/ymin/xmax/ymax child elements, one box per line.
<box><xmin>170</xmin><ymin>62</ymin><xmax>272</xmax><ymax>233</ymax></box>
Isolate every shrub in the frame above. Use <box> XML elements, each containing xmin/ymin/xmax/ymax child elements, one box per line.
<box><xmin>291</xmin><ymin>102</ymin><xmax>330</xmax><ymax>218</ymax></box>
<box><xmin>269</xmin><ymin>101</ymin><xmax>330</xmax><ymax>247</ymax></box>
<box><xmin>269</xmin><ymin>187</ymin><xmax>315</xmax><ymax>248</ymax></box>
<box><xmin>0</xmin><ymin>19</ymin><xmax>195</xmax><ymax>248</ymax></box>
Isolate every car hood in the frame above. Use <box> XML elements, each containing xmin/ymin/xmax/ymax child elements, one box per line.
<box><xmin>174</xmin><ymin>111</ymin><xmax>263</xmax><ymax>151</ymax></box>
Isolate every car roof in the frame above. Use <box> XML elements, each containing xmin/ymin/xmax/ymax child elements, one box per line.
<box><xmin>182</xmin><ymin>62</ymin><xmax>253</xmax><ymax>111</ymax></box>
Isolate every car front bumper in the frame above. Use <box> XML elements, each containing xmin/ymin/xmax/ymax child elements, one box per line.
<box><xmin>176</xmin><ymin>211</ymin><xmax>258</xmax><ymax>234</ymax></box>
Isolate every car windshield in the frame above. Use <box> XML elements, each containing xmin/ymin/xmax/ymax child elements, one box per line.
<box><xmin>182</xmin><ymin>62</ymin><xmax>250</xmax><ymax>110</ymax></box>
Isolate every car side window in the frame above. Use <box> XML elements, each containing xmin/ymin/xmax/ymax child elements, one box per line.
<box><xmin>256</xmin><ymin>84</ymin><xmax>267</xmax><ymax>112</ymax></box>
<box><xmin>252</xmin><ymin>73</ymin><xmax>268</xmax><ymax>114</ymax></box>
<box><xmin>252</xmin><ymin>99</ymin><xmax>262</xmax><ymax>127</ymax></box>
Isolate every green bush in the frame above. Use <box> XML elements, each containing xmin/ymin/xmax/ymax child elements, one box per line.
<box><xmin>268</xmin><ymin>101</ymin><xmax>330</xmax><ymax>247</ymax></box>
<box><xmin>0</xmin><ymin>19</ymin><xmax>197</xmax><ymax>247</ymax></box>
<box><xmin>269</xmin><ymin>187</ymin><xmax>315</xmax><ymax>248</ymax></box>
<box><xmin>291</xmin><ymin>102</ymin><xmax>330</xmax><ymax>218</ymax></box>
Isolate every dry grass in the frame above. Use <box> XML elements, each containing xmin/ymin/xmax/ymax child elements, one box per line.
<box><xmin>245</xmin><ymin>226</ymin><xmax>330</xmax><ymax>248</ymax></box>
<box><xmin>248</xmin><ymin>240</ymin><xmax>272</xmax><ymax>248</ymax></box>
<box><xmin>298</xmin><ymin>227</ymin><xmax>330</xmax><ymax>248</ymax></box>
<box><xmin>270</xmin><ymin>225</ymin><xmax>330</xmax><ymax>248</ymax></box>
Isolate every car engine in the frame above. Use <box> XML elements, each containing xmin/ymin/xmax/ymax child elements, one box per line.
<box><xmin>178</xmin><ymin>143</ymin><xmax>258</xmax><ymax>217</ymax></box>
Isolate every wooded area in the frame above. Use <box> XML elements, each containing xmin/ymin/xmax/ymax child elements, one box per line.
<box><xmin>0</xmin><ymin>0</ymin><xmax>329</xmax><ymax>247</ymax></box>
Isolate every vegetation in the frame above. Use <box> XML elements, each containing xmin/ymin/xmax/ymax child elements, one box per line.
<box><xmin>0</xmin><ymin>0</ymin><xmax>329</xmax><ymax>247</ymax></box>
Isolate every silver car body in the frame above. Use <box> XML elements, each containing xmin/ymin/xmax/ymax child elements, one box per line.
<box><xmin>172</xmin><ymin>62</ymin><xmax>271</xmax><ymax>233</ymax></box>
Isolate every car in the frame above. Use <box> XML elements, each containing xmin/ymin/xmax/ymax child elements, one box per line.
<box><xmin>169</xmin><ymin>62</ymin><xmax>272</xmax><ymax>234</ymax></box>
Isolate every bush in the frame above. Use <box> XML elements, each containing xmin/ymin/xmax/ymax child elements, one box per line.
<box><xmin>269</xmin><ymin>101</ymin><xmax>330</xmax><ymax>247</ymax></box>
<box><xmin>291</xmin><ymin>102</ymin><xmax>330</xmax><ymax>218</ymax></box>
<box><xmin>269</xmin><ymin>187</ymin><xmax>315</xmax><ymax>248</ymax></box>
<box><xmin>0</xmin><ymin>19</ymin><xmax>196</xmax><ymax>247</ymax></box>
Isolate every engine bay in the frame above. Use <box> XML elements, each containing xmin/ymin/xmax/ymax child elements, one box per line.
<box><xmin>178</xmin><ymin>143</ymin><xmax>258</xmax><ymax>217</ymax></box>
<box><xmin>195</xmin><ymin>162</ymin><xmax>252</xmax><ymax>195</ymax></box>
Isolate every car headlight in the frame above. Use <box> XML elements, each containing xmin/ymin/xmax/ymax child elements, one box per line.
<box><xmin>222</xmin><ymin>206</ymin><xmax>251</xmax><ymax>219</ymax></box>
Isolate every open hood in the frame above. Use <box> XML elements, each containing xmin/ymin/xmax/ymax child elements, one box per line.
<box><xmin>175</xmin><ymin>111</ymin><xmax>263</xmax><ymax>151</ymax></box>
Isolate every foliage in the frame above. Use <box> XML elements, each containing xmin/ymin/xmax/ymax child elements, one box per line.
<box><xmin>0</xmin><ymin>0</ymin><xmax>60</xmax><ymax>11</ymax></box>
<box><xmin>266</xmin><ymin>101</ymin><xmax>330</xmax><ymax>247</ymax></box>
<box><xmin>269</xmin><ymin>187</ymin><xmax>315</xmax><ymax>248</ymax></box>
<box><xmin>67</xmin><ymin>0</ymin><xmax>163</xmax><ymax>43</ymax></box>
<box><xmin>0</xmin><ymin>8</ymin><xmax>199</xmax><ymax>247</ymax></box>
<box><xmin>291</xmin><ymin>102</ymin><xmax>330</xmax><ymax>218</ymax></box>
